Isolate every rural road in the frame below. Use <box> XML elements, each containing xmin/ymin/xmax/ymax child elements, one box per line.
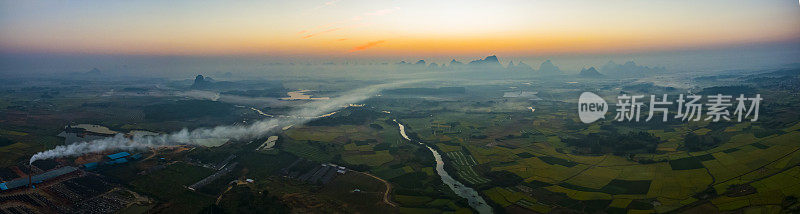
<box><xmin>354</xmin><ymin>171</ymin><xmax>398</xmax><ymax>207</ymax></box>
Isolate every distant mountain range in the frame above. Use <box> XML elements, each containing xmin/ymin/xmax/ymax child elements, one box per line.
<box><xmin>507</xmin><ymin>61</ymin><xmax>534</xmax><ymax>72</ymax></box>
<box><xmin>395</xmin><ymin>55</ymin><xmax>562</xmax><ymax>74</ymax></box>
<box><xmin>391</xmin><ymin>55</ymin><xmax>666</xmax><ymax>77</ymax></box>
<box><xmin>579</xmin><ymin>67</ymin><xmax>603</xmax><ymax>77</ymax></box>
<box><xmin>468</xmin><ymin>55</ymin><xmax>501</xmax><ymax>65</ymax></box>
<box><xmin>191</xmin><ymin>74</ymin><xmax>243</xmax><ymax>89</ymax></box>
<box><xmin>191</xmin><ymin>75</ymin><xmax>214</xmax><ymax>89</ymax></box>
<box><xmin>177</xmin><ymin>56</ymin><xmax>667</xmax><ymax>84</ymax></box>
<box><xmin>537</xmin><ymin>60</ymin><xmax>561</xmax><ymax>75</ymax></box>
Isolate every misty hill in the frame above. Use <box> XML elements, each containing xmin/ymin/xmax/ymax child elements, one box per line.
<box><xmin>428</xmin><ymin>63</ymin><xmax>442</xmax><ymax>70</ymax></box>
<box><xmin>394</xmin><ymin>59</ymin><xmax>431</xmax><ymax>70</ymax></box>
<box><xmin>538</xmin><ymin>60</ymin><xmax>561</xmax><ymax>75</ymax></box>
<box><xmin>468</xmin><ymin>55</ymin><xmax>503</xmax><ymax>70</ymax></box>
<box><xmin>87</xmin><ymin>67</ymin><xmax>102</xmax><ymax>75</ymax></box>
<box><xmin>191</xmin><ymin>75</ymin><xmax>213</xmax><ymax>89</ymax></box>
<box><xmin>386</xmin><ymin>55</ymin><xmax>573</xmax><ymax>75</ymax></box>
<box><xmin>190</xmin><ymin>75</ymin><xmax>241</xmax><ymax>90</ymax></box>
<box><xmin>601</xmin><ymin>61</ymin><xmax>665</xmax><ymax>76</ymax></box>
<box><xmin>469</xmin><ymin>55</ymin><xmax>499</xmax><ymax>65</ymax></box>
<box><xmin>579</xmin><ymin>67</ymin><xmax>603</xmax><ymax>77</ymax></box>
<box><xmin>507</xmin><ymin>61</ymin><xmax>535</xmax><ymax>72</ymax></box>
<box><xmin>60</xmin><ymin>67</ymin><xmax>126</xmax><ymax>81</ymax></box>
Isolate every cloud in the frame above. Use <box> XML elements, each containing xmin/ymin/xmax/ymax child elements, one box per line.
<box><xmin>312</xmin><ymin>0</ymin><xmax>340</xmax><ymax>10</ymax></box>
<box><xmin>298</xmin><ymin>20</ymin><xmax>344</xmax><ymax>37</ymax></box>
<box><xmin>365</xmin><ymin>7</ymin><xmax>399</xmax><ymax>16</ymax></box>
<box><xmin>349</xmin><ymin>40</ymin><xmax>385</xmax><ymax>52</ymax></box>
<box><xmin>302</xmin><ymin>28</ymin><xmax>340</xmax><ymax>39</ymax></box>
<box><xmin>337</xmin><ymin>38</ymin><xmax>348</xmax><ymax>41</ymax></box>
<box><xmin>324</xmin><ymin>0</ymin><xmax>340</xmax><ymax>6</ymax></box>
<box><xmin>298</xmin><ymin>6</ymin><xmax>398</xmax><ymax>41</ymax></box>
<box><xmin>303</xmin><ymin>0</ymin><xmax>341</xmax><ymax>15</ymax></box>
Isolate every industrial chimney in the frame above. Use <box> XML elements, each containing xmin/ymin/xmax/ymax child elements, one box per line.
<box><xmin>28</xmin><ymin>164</ymin><xmax>32</xmax><ymax>188</ymax></box>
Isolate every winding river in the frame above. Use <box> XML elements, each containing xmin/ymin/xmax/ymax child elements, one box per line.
<box><xmin>394</xmin><ymin>120</ymin><xmax>493</xmax><ymax>214</ymax></box>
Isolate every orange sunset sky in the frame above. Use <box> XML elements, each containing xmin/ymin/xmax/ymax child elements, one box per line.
<box><xmin>1</xmin><ymin>0</ymin><xmax>799</xmax><ymax>57</ymax></box>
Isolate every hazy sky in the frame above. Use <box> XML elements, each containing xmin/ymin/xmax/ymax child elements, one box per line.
<box><xmin>1</xmin><ymin>0</ymin><xmax>799</xmax><ymax>57</ymax></box>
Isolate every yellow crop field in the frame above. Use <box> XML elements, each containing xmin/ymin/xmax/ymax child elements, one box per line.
<box><xmin>724</xmin><ymin>122</ymin><xmax>750</xmax><ymax>132</ymax></box>
<box><xmin>422</xmin><ymin>167</ymin><xmax>434</xmax><ymax>176</ymax></box>
<box><xmin>565</xmin><ymin>167</ymin><xmax>620</xmax><ymax>189</ymax></box>
<box><xmin>285</xmin><ymin>128</ymin><xmax>341</xmax><ymax>142</ymax></box>
<box><xmin>751</xmin><ymin>166</ymin><xmax>800</xmax><ymax>197</ymax></box>
<box><xmin>611</xmin><ymin>194</ymin><xmax>648</xmax><ymax>200</ymax></box>
<box><xmin>702</xmin><ymin>159</ymin><xmax>738</xmax><ymax>183</ymax></box>
<box><xmin>467</xmin><ymin>145</ymin><xmax>516</xmax><ymax>164</ymax></box>
<box><xmin>495</xmin><ymin>156</ymin><xmax>590</xmax><ymax>183</ymax></box>
<box><xmin>342</xmin><ymin>150</ymin><xmax>393</xmax><ymax>167</ymax></box>
<box><xmin>614</xmin><ymin>165</ymin><xmax>656</xmax><ymax>180</ymax></box>
<box><xmin>484</xmin><ymin>187</ymin><xmax>513</xmax><ymax>207</ymax></box>
<box><xmin>743</xmin><ymin>206</ymin><xmax>782</xmax><ymax>214</ymax></box>
<box><xmin>564</xmin><ymin>154</ymin><xmax>605</xmax><ymax>164</ymax></box>
<box><xmin>343</xmin><ymin>143</ymin><xmax>373</xmax><ymax>151</ymax></box>
<box><xmin>712</xmin><ymin>196</ymin><xmax>750</xmax><ymax>211</ymax></box>
<box><xmin>495</xmin><ymin>164</ymin><xmax>539</xmax><ymax>181</ymax></box>
<box><xmin>0</xmin><ymin>129</ymin><xmax>28</xmax><ymax>136</ymax></box>
<box><xmin>648</xmin><ymin>164</ymin><xmax>711</xmax><ymax>199</ymax></box>
<box><xmin>573</xmin><ymin>191</ymin><xmax>614</xmax><ymax>200</ymax></box>
<box><xmin>627</xmin><ymin>209</ymin><xmax>656</xmax><ymax>214</ymax></box>
<box><xmin>544</xmin><ymin>185</ymin><xmax>613</xmax><ymax>200</ymax></box>
<box><xmin>764</xmin><ymin>131</ymin><xmax>800</xmax><ymax>146</ymax></box>
<box><xmin>597</xmin><ymin>155</ymin><xmax>638</xmax><ymax>166</ymax></box>
<box><xmin>693</xmin><ymin>128</ymin><xmax>712</xmax><ymax>135</ymax></box>
<box><xmin>728</xmin><ymin>133</ymin><xmax>758</xmax><ymax>144</ymax></box>
<box><xmin>679</xmin><ymin>197</ymin><xmax>698</xmax><ymax>205</ymax></box>
<box><xmin>783</xmin><ymin>122</ymin><xmax>800</xmax><ymax>132</ymax></box>
<box><xmin>609</xmin><ymin>198</ymin><xmax>632</xmax><ymax>208</ymax></box>
<box><xmin>436</xmin><ymin>143</ymin><xmax>462</xmax><ymax>152</ymax></box>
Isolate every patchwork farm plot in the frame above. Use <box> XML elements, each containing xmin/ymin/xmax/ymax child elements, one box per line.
<box><xmin>394</xmin><ymin>96</ymin><xmax>800</xmax><ymax>214</ymax></box>
<box><xmin>445</xmin><ymin>151</ymin><xmax>490</xmax><ymax>185</ymax></box>
<box><xmin>483</xmin><ymin>130</ymin><xmax>800</xmax><ymax>213</ymax></box>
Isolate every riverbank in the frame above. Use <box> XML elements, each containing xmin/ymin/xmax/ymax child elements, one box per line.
<box><xmin>394</xmin><ymin>120</ymin><xmax>493</xmax><ymax>214</ymax></box>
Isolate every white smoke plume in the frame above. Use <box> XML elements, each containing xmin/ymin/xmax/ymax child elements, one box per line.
<box><xmin>177</xmin><ymin>90</ymin><xmax>286</xmax><ymax>106</ymax></box>
<box><xmin>29</xmin><ymin>80</ymin><xmax>420</xmax><ymax>163</ymax></box>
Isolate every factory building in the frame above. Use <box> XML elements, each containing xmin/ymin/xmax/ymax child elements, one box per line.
<box><xmin>83</xmin><ymin>162</ymin><xmax>99</xmax><ymax>170</ymax></box>
<box><xmin>1</xmin><ymin>152</ymin><xmax>143</xmax><ymax>191</ymax></box>
<box><xmin>82</xmin><ymin>152</ymin><xmax>141</xmax><ymax>170</ymax></box>
<box><xmin>0</xmin><ymin>166</ymin><xmax>78</xmax><ymax>191</ymax></box>
<box><xmin>106</xmin><ymin>152</ymin><xmax>131</xmax><ymax>160</ymax></box>
<box><xmin>103</xmin><ymin>151</ymin><xmax>131</xmax><ymax>165</ymax></box>
<box><xmin>298</xmin><ymin>163</ymin><xmax>346</xmax><ymax>185</ymax></box>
